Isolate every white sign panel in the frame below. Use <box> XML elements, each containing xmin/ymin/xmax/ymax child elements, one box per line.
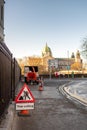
<box><xmin>16</xmin><ymin>103</ymin><xmax>34</xmax><ymax>110</ymax></box>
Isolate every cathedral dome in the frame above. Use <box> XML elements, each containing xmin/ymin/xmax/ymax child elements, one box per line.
<box><xmin>42</xmin><ymin>43</ymin><xmax>52</xmax><ymax>57</ymax></box>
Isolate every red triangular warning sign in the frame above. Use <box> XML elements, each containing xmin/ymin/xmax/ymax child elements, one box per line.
<box><xmin>15</xmin><ymin>83</ymin><xmax>35</xmax><ymax>103</ymax></box>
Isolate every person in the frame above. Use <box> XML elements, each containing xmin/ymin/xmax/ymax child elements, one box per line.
<box><xmin>19</xmin><ymin>91</ymin><xmax>30</xmax><ymax>100</ymax></box>
<box><xmin>55</xmin><ymin>72</ymin><xmax>58</xmax><ymax>78</ymax></box>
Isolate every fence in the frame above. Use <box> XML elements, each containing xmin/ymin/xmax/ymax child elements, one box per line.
<box><xmin>12</xmin><ymin>58</ymin><xmax>21</xmax><ymax>100</ymax></box>
<box><xmin>0</xmin><ymin>42</ymin><xmax>21</xmax><ymax>116</ymax></box>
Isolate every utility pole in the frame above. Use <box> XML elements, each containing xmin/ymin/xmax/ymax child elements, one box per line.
<box><xmin>67</xmin><ymin>51</ymin><xmax>69</xmax><ymax>78</ymax></box>
<box><xmin>48</xmin><ymin>59</ymin><xmax>52</xmax><ymax>80</ymax></box>
<box><xmin>50</xmin><ymin>64</ymin><xmax>52</xmax><ymax>80</ymax></box>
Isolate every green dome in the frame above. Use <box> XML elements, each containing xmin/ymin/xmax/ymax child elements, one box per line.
<box><xmin>42</xmin><ymin>43</ymin><xmax>52</xmax><ymax>57</ymax></box>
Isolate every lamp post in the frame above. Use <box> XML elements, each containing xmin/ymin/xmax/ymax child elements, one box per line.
<box><xmin>48</xmin><ymin>59</ymin><xmax>52</xmax><ymax>80</ymax></box>
<box><xmin>49</xmin><ymin>64</ymin><xmax>52</xmax><ymax>79</ymax></box>
<box><xmin>67</xmin><ymin>51</ymin><xmax>69</xmax><ymax>78</ymax></box>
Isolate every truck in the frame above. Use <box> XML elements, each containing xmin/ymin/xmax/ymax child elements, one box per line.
<box><xmin>24</xmin><ymin>66</ymin><xmax>39</xmax><ymax>84</ymax></box>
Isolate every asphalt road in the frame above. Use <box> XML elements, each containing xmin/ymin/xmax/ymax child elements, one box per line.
<box><xmin>12</xmin><ymin>79</ymin><xmax>87</xmax><ymax>130</ymax></box>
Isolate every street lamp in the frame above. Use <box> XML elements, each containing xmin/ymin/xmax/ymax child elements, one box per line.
<box><xmin>48</xmin><ymin>59</ymin><xmax>52</xmax><ymax>80</ymax></box>
<box><xmin>49</xmin><ymin>64</ymin><xmax>52</xmax><ymax>80</ymax></box>
<box><xmin>67</xmin><ymin>51</ymin><xmax>69</xmax><ymax>78</ymax></box>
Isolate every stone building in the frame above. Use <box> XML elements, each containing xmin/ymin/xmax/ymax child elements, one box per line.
<box><xmin>17</xmin><ymin>43</ymin><xmax>54</xmax><ymax>75</ymax></box>
<box><xmin>48</xmin><ymin>50</ymin><xmax>82</xmax><ymax>73</ymax></box>
<box><xmin>17</xmin><ymin>43</ymin><xmax>82</xmax><ymax>75</ymax></box>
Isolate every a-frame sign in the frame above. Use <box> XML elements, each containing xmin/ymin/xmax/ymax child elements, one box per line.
<box><xmin>15</xmin><ymin>83</ymin><xmax>35</xmax><ymax>110</ymax></box>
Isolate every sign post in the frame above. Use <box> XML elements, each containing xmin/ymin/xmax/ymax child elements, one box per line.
<box><xmin>15</xmin><ymin>83</ymin><xmax>35</xmax><ymax>115</ymax></box>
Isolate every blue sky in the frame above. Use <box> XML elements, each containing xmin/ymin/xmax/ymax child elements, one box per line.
<box><xmin>4</xmin><ymin>0</ymin><xmax>87</xmax><ymax>58</ymax></box>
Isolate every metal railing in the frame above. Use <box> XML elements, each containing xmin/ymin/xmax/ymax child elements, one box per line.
<box><xmin>0</xmin><ymin>42</ymin><xmax>21</xmax><ymax>116</ymax></box>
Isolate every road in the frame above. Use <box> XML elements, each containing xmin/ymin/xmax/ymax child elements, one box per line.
<box><xmin>12</xmin><ymin>79</ymin><xmax>87</xmax><ymax>130</ymax></box>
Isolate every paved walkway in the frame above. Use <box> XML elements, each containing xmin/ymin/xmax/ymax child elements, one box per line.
<box><xmin>62</xmin><ymin>80</ymin><xmax>87</xmax><ymax>106</ymax></box>
<box><xmin>0</xmin><ymin>82</ymin><xmax>23</xmax><ymax>130</ymax></box>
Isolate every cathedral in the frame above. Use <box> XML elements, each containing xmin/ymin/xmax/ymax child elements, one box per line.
<box><xmin>17</xmin><ymin>43</ymin><xmax>54</xmax><ymax>75</ymax></box>
<box><xmin>17</xmin><ymin>43</ymin><xmax>82</xmax><ymax>75</ymax></box>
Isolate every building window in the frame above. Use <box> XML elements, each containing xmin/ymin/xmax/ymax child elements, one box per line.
<box><xmin>1</xmin><ymin>5</ymin><xmax>3</xmax><ymax>21</ymax></box>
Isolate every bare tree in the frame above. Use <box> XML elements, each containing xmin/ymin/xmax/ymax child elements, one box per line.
<box><xmin>81</xmin><ymin>37</ymin><xmax>87</xmax><ymax>60</ymax></box>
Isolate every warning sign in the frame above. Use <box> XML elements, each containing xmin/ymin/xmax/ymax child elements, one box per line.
<box><xmin>15</xmin><ymin>83</ymin><xmax>35</xmax><ymax>103</ymax></box>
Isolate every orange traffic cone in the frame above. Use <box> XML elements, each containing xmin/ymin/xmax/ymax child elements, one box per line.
<box><xmin>18</xmin><ymin>110</ymin><xmax>30</xmax><ymax>116</ymax></box>
<box><xmin>38</xmin><ymin>81</ymin><xmax>43</xmax><ymax>91</ymax></box>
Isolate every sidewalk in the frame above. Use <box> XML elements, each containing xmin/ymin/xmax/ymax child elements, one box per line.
<box><xmin>61</xmin><ymin>80</ymin><xmax>87</xmax><ymax>107</ymax></box>
<box><xmin>0</xmin><ymin>101</ymin><xmax>15</xmax><ymax>130</ymax></box>
<box><xmin>0</xmin><ymin>82</ymin><xmax>23</xmax><ymax>130</ymax></box>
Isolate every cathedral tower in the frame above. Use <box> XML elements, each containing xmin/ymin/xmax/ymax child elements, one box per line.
<box><xmin>75</xmin><ymin>50</ymin><xmax>82</xmax><ymax>63</ymax></box>
<box><xmin>42</xmin><ymin>43</ymin><xmax>52</xmax><ymax>57</ymax></box>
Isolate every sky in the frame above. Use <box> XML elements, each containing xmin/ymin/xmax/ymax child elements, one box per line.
<box><xmin>4</xmin><ymin>0</ymin><xmax>87</xmax><ymax>58</ymax></box>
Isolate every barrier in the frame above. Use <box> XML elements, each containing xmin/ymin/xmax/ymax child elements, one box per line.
<box><xmin>0</xmin><ymin>42</ymin><xmax>21</xmax><ymax>116</ymax></box>
<box><xmin>38</xmin><ymin>80</ymin><xmax>43</xmax><ymax>91</ymax></box>
<box><xmin>18</xmin><ymin>110</ymin><xmax>30</xmax><ymax>116</ymax></box>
